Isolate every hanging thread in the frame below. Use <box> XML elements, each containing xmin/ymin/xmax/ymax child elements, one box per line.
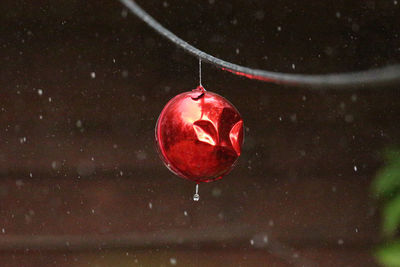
<box><xmin>199</xmin><ymin>58</ymin><xmax>202</xmax><ymax>87</ymax></box>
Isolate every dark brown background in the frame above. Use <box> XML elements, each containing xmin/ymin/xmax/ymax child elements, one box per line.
<box><xmin>0</xmin><ymin>0</ymin><xmax>400</xmax><ymax>266</ymax></box>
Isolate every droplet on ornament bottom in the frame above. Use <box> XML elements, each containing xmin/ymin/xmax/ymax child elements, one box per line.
<box><xmin>155</xmin><ymin>87</ymin><xmax>244</xmax><ymax>183</ymax></box>
<box><xmin>193</xmin><ymin>184</ymin><xmax>200</xmax><ymax>201</ymax></box>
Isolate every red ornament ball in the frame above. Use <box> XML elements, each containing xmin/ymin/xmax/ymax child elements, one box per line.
<box><xmin>155</xmin><ymin>87</ymin><xmax>244</xmax><ymax>183</ymax></box>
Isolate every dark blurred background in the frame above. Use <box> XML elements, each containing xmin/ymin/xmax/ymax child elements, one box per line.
<box><xmin>0</xmin><ymin>0</ymin><xmax>400</xmax><ymax>266</ymax></box>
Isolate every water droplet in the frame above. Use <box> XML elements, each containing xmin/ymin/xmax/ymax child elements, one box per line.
<box><xmin>121</xmin><ymin>9</ymin><xmax>128</xmax><ymax>18</ymax></box>
<box><xmin>193</xmin><ymin>184</ymin><xmax>200</xmax><ymax>201</ymax></box>
<box><xmin>255</xmin><ymin>10</ymin><xmax>265</xmax><ymax>20</ymax></box>
<box><xmin>135</xmin><ymin>150</ymin><xmax>147</xmax><ymax>160</ymax></box>
<box><xmin>345</xmin><ymin>114</ymin><xmax>354</xmax><ymax>123</ymax></box>
<box><xmin>51</xmin><ymin>161</ymin><xmax>59</xmax><ymax>170</ymax></box>
<box><xmin>169</xmin><ymin>258</ymin><xmax>177</xmax><ymax>265</ymax></box>
<box><xmin>352</xmin><ymin>23</ymin><xmax>360</xmax><ymax>32</ymax></box>
<box><xmin>37</xmin><ymin>89</ymin><xmax>43</xmax><ymax>96</ymax></box>
<box><xmin>77</xmin><ymin>160</ymin><xmax>95</xmax><ymax>176</ymax></box>
<box><xmin>212</xmin><ymin>187</ymin><xmax>222</xmax><ymax>197</ymax></box>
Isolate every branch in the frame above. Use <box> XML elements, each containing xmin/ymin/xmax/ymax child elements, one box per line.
<box><xmin>119</xmin><ymin>0</ymin><xmax>400</xmax><ymax>89</ymax></box>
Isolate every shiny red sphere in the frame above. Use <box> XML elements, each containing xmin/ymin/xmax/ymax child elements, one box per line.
<box><xmin>155</xmin><ymin>87</ymin><xmax>244</xmax><ymax>183</ymax></box>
